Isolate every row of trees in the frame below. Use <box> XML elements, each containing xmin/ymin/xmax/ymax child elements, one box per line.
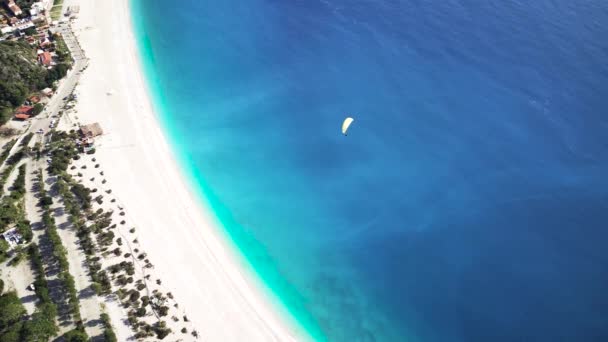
<box><xmin>46</xmin><ymin>135</ymin><xmax>119</xmax><ymax>340</ymax></box>
<box><xmin>0</xmin><ymin>139</ymin><xmax>17</xmax><ymax>165</ymax></box>
<box><xmin>0</xmin><ymin>244</ymin><xmax>62</xmax><ymax>341</ymax></box>
<box><xmin>0</xmin><ymin>133</ymin><xmax>34</xmax><ymax>196</ymax></box>
<box><xmin>39</xmin><ymin>174</ymin><xmax>85</xmax><ymax>331</ymax></box>
<box><xmin>0</xmin><ymin>154</ymin><xmax>33</xmax><ymax>240</ymax></box>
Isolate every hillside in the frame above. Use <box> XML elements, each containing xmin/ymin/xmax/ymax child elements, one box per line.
<box><xmin>0</xmin><ymin>40</ymin><xmax>68</xmax><ymax>124</ymax></box>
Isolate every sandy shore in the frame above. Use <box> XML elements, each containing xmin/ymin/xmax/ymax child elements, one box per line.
<box><xmin>63</xmin><ymin>0</ymin><xmax>302</xmax><ymax>340</ymax></box>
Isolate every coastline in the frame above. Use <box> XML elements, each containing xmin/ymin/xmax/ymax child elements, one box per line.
<box><xmin>67</xmin><ymin>0</ymin><xmax>308</xmax><ymax>340</ymax></box>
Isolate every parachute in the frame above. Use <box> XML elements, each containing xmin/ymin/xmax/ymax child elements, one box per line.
<box><xmin>342</xmin><ymin>117</ymin><xmax>354</xmax><ymax>135</ymax></box>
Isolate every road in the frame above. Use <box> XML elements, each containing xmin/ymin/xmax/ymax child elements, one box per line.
<box><xmin>30</xmin><ymin>22</ymin><xmax>88</xmax><ymax>141</ymax></box>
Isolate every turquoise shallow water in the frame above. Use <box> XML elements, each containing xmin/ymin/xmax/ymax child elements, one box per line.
<box><xmin>131</xmin><ymin>1</ymin><xmax>608</xmax><ymax>341</ymax></box>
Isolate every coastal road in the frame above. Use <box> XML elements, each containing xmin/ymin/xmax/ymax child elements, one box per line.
<box><xmin>29</xmin><ymin>23</ymin><xmax>87</xmax><ymax>140</ymax></box>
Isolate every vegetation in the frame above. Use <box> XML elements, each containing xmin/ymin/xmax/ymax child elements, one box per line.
<box><xmin>100</xmin><ymin>313</ymin><xmax>118</xmax><ymax>342</ymax></box>
<box><xmin>14</xmin><ymin>0</ymin><xmax>37</xmax><ymax>11</ymax></box>
<box><xmin>28</xmin><ymin>244</ymin><xmax>52</xmax><ymax>304</ymax></box>
<box><xmin>0</xmin><ymin>292</ymin><xmax>26</xmax><ymax>333</ymax></box>
<box><xmin>62</xmin><ymin>328</ymin><xmax>89</xmax><ymax>342</ymax></box>
<box><xmin>0</xmin><ymin>41</ymin><xmax>68</xmax><ymax>124</ymax></box>
<box><xmin>0</xmin><ymin>239</ymin><xmax>9</xmax><ymax>263</ymax></box>
<box><xmin>0</xmin><ymin>289</ymin><xmax>58</xmax><ymax>342</ymax></box>
<box><xmin>10</xmin><ymin>164</ymin><xmax>26</xmax><ymax>199</ymax></box>
<box><xmin>50</xmin><ymin>0</ymin><xmax>65</xmax><ymax>21</ymax></box>
<box><xmin>32</xmin><ymin>103</ymin><xmax>44</xmax><ymax>116</ymax></box>
<box><xmin>0</xmin><ymin>133</ymin><xmax>33</xmax><ymax>196</ymax></box>
<box><xmin>0</xmin><ymin>140</ymin><xmax>17</xmax><ymax>165</ymax></box>
<box><xmin>41</xmin><ymin>202</ymin><xmax>83</xmax><ymax>324</ymax></box>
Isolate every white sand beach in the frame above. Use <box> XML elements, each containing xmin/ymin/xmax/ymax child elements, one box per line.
<box><xmin>62</xmin><ymin>0</ymin><xmax>303</xmax><ymax>340</ymax></box>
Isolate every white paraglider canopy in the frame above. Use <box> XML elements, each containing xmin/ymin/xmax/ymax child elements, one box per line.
<box><xmin>342</xmin><ymin>117</ymin><xmax>354</xmax><ymax>135</ymax></box>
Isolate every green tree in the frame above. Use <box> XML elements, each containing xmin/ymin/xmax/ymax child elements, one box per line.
<box><xmin>21</xmin><ymin>303</ymin><xmax>58</xmax><ymax>342</ymax></box>
<box><xmin>0</xmin><ymin>239</ymin><xmax>9</xmax><ymax>263</ymax></box>
<box><xmin>63</xmin><ymin>329</ymin><xmax>89</xmax><ymax>342</ymax></box>
<box><xmin>0</xmin><ymin>292</ymin><xmax>26</xmax><ymax>330</ymax></box>
<box><xmin>32</xmin><ymin>103</ymin><xmax>44</xmax><ymax>115</ymax></box>
<box><xmin>0</xmin><ymin>321</ymin><xmax>24</xmax><ymax>342</ymax></box>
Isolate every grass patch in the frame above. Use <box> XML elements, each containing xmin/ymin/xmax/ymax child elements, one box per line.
<box><xmin>50</xmin><ymin>0</ymin><xmax>65</xmax><ymax>21</ymax></box>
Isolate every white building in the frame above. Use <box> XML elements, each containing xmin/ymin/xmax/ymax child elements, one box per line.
<box><xmin>1</xmin><ymin>26</ymin><xmax>14</xmax><ymax>35</ymax></box>
<box><xmin>1</xmin><ymin>228</ymin><xmax>22</xmax><ymax>248</ymax></box>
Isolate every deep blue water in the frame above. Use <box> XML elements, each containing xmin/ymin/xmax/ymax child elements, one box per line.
<box><xmin>132</xmin><ymin>1</ymin><xmax>608</xmax><ymax>341</ymax></box>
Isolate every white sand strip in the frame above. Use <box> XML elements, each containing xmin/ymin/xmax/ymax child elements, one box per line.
<box><xmin>64</xmin><ymin>0</ymin><xmax>305</xmax><ymax>340</ymax></box>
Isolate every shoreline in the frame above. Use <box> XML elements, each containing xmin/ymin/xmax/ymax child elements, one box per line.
<box><xmin>66</xmin><ymin>0</ymin><xmax>307</xmax><ymax>340</ymax></box>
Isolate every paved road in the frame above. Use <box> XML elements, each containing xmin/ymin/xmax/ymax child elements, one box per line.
<box><xmin>30</xmin><ymin>23</ymin><xmax>87</xmax><ymax>141</ymax></box>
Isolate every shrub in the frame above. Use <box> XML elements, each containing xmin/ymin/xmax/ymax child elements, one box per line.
<box><xmin>153</xmin><ymin>321</ymin><xmax>171</xmax><ymax>339</ymax></box>
<box><xmin>62</xmin><ymin>329</ymin><xmax>89</xmax><ymax>342</ymax></box>
<box><xmin>135</xmin><ymin>307</ymin><xmax>146</xmax><ymax>317</ymax></box>
<box><xmin>157</xmin><ymin>306</ymin><xmax>169</xmax><ymax>317</ymax></box>
<box><xmin>91</xmin><ymin>283</ymin><xmax>102</xmax><ymax>295</ymax></box>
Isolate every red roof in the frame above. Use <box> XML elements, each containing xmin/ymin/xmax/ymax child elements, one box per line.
<box><xmin>14</xmin><ymin>114</ymin><xmax>30</xmax><ymax>120</ymax></box>
<box><xmin>8</xmin><ymin>3</ymin><xmax>22</xmax><ymax>16</ymax></box>
<box><xmin>39</xmin><ymin>52</ymin><xmax>52</xmax><ymax>66</ymax></box>
<box><xmin>15</xmin><ymin>106</ymin><xmax>34</xmax><ymax>115</ymax></box>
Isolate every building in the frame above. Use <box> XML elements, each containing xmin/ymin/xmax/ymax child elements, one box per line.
<box><xmin>30</xmin><ymin>1</ymin><xmax>52</xmax><ymax>16</ymax></box>
<box><xmin>14</xmin><ymin>21</ymin><xmax>34</xmax><ymax>33</ymax></box>
<box><xmin>66</xmin><ymin>5</ymin><xmax>80</xmax><ymax>17</ymax></box>
<box><xmin>80</xmin><ymin>123</ymin><xmax>104</xmax><ymax>138</ymax></box>
<box><xmin>6</xmin><ymin>0</ymin><xmax>22</xmax><ymax>16</ymax></box>
<box><xmin>42</xmin><ymin>88</ymin><xmax>53</xmax><ymax>96</ymax></box>
<box><xmin>14</xmin><ymin>113</ymin><xmax>30</xmax><ymax>120</ymax></box>
<box><xmin>15</xmin><ymin>105</ymin><xmax>34</xmax><ymax>115</ymax></box>
<box><xmin>39</xmin><ymin>37</ymin><xmax>51</xmax><ymax>48</ymax></box>
<box><xmin>1</xmin><ymin>228</ymin><xmax>22</xmax><ymax>248</ymax></box>
<box><xmin>1</xmin><ymin>25</ymin><xmax>13</xmax><ymax>35</ymax></box>
<box><xmin>38</xmin><ymin>51</ymin><xmax>52</xmax><ymax>66</ymax></box>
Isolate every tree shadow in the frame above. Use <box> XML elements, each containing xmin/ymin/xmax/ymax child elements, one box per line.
<box><xmin>30</xmin><ymin>221</ymin><xmax>43</xmax><ymax>231</ymax></box>
<box><xmin>53</xmin><ymin>206</ymin><xmax>65</xmax><ymax>218</ymax></box>
<box><xmin>85</xmin><ymin>318</ymin><xmax>102</xmax><ymax>328</ymax></box>
<box><xmin>79</xmin><ymin>285</ymin><xmax>96</xmax><ymax>300</ymax></box>
<box><xmin>20</xmin><ymin>294</ymin><xmax>38</xmax><ymax>305</ymax></box>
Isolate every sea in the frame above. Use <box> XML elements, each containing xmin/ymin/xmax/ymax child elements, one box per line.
<box><xmin>130</xmin><ymin>1</ymin><xmax>608</xmax><ymax>341</ymax></box>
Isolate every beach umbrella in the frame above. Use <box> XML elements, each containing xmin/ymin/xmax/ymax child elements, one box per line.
<box><xmin>342</xmin><ymin>117</ymin><xmax>354</xmax><ymax>136</ymax></box>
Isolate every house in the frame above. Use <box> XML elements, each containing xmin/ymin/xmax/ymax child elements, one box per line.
<box><xmin>66</xmin><ymin>5</ymin><xmax>80</xmax><ymax>17</ymax></box>
<box><xmin>30</xmin><ymin>1</ymin><xmax>47</xmax><ymax>16</ymax></box>
<box><xmin>1</xmin><ymin>25</ymin><xmax>13</xmax><ymax>35</ymax></box>
<box><xmin>38</xmin><ymin>51</ymin><xmax>52</xmax><ymax>66</ymax></box>
<box><xmin>14</xmin><ymin>113</ymin><xmax>30</xmax><ymax>120</ymax></box>
<box><xmin>6</xmin><ymin>0</ymin><xmax>22</xmax><ymax>16</ymax></box>
<box><xmin>14</xmin><ymin>21</ymin><xmax>34</xmax><ymax>33</ymax></box>
<box><xmin>40</xmin><ymin>37</ymin><xmax>51</xmax><ymax>48</ymax></box>
<box><xmin>42</xmin><ymin>88</ymin><xmax>53</xmax><ymax>96</ymax></box>
<box><xmin>80</xmin><ymin>123</ymin><xmax>104</xmax><ymax>138</ymax></box>
<box><xmin>31</xmin><ymin>15</ymin><xmax>46</xmax><ymax>24</ymax></box>
<box><xmin>1</xmin><ymin>228</ymin><xmax>22</xmax><ymax>248</ymax></box>
<box><xmin>15</xmin><ymin>105</ymin><xmax>34</xmax><ymax>115</ymax></box>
